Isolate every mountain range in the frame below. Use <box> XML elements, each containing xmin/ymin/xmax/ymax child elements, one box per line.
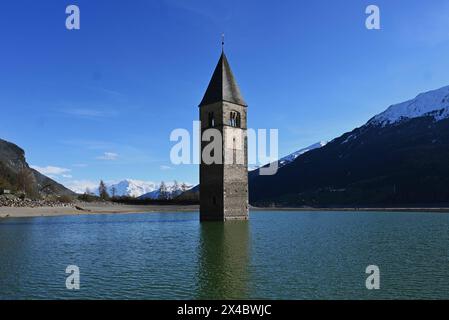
<box><xmin>137</xmin><ymin>182</ymin><xmax>191</xmax><ymax>200</ymax></box>
<box><xmin>250</xmin><ymin>85</ymin><xmax>449</xmax><ymax>207</ymax></box>
<box><xmin>89</xmin><ymin>179</ymin><xmax>192</xmax><ymax>199</ymax></box>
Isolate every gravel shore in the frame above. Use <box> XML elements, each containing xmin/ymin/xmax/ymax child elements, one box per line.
<box><xmin>0</xmin><ymin>202</ymin><xmax>199</xmax><ymax>218</ymax></box>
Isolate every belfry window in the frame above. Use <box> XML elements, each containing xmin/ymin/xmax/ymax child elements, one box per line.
<box><xmin>229</xmin><ymin>111</ymin><xmax>241</xmax><ymax>127</ymax></box>
<box><xmin>208</xmin><ymin>112</ymin><xmax>215</xmax><ymax>127</ymax></box>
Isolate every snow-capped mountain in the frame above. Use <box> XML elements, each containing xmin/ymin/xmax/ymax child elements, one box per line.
<box><xmin>250</xmin><ymin>84</ymin><xmax>449</xmax><ymax>207</ymax></box>
<box><xmin>105</xmin><ymin>179</ymin><xmax>158</xmax><ymax>198</ymax></box>
<box><xmin>87</xmin><ymin>179</ymin><xmax>192</xmax><ymax>198</ymax></box>
<box><xmin>249</xmin><ymin>141</ymin><xmax>328</xmax><ymax>172</ymax></box>
<box><xmin>369</xmin><ymin>85</ymin><xmax>449</xmax><ymax>126</ymax></box>
<box><xmin>138</xmin><ymin>182</ymin><xmax>193</xmax><ymax>200</ymax></box>
<box><xmin>279</xmin><ymin>141</ymin><xmax>328</xmax><ymax>167</ymax></box>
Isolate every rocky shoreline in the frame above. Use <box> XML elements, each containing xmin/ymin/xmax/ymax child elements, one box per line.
<box><xmin>0</xmin><ymin>194</ymin><xmax>75</xmax><ymax>208</ymax></box>
<box><xmin>0</xmin><ymin>202</ymin><xmax>199</xmax><ymax>219</ymax></box>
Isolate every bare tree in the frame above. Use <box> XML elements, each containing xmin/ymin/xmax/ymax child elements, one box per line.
<box><xmin>17</xmin><ymin>168</ymin><xmax>36</xmax><ymax>197</ymax></box>
<box><xmin>181</xmin><ymin>182</ymin><xmax>189</xmax><ymax>193</ymax></box>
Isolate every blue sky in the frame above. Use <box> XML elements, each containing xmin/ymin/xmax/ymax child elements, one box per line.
<box><xmin>1</xmin><ymin>0</ymin><xmax>449</xmax><ymax>191</ymax></box>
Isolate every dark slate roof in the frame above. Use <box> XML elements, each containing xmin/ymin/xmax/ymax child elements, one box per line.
<box><xmin>199</xmin><ymin>52</ymin><xmax>247</xmax><ymax>107</ymax></box>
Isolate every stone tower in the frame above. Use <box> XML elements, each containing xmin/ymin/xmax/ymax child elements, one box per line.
<box><xmin>199</xmin><ymin>50</ymin><xmax>249</xmax><ymax>222</ymax></box>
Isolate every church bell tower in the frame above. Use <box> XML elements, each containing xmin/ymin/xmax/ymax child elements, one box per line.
<box><xmin>199</xmin><ymin>49</ymin><xmax>249</xmax><ymax>222</ymax></box>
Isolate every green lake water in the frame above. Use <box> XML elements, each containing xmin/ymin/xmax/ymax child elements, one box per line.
<box><xmin>0</xmin><ymin>211</ymin><xmax>448</xmax><ymax>299</ymax></box>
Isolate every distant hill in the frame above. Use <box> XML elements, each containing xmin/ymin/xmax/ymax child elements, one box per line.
<box><xmin>176</xmin><ymin>184</ymin><xmax>200</xmax><ymax>201</ymax></box>
<box><xmin>0</xmin><ymin>139</ymin><xmax>75</xmax><ymax>197</ymax></box>
<box><xmin>250</xmin><ymin>85</ymin><xmax>449</xmax><ymax>207</ymax></box>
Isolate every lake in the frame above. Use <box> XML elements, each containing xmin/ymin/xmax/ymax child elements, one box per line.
<box><xmin>0</xmin><ymin>211</ymin><xmax>448</xmax><ymax>299</ymax></box>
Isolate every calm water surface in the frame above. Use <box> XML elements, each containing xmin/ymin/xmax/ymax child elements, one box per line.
<box><xmin>0</xmin><ymin>211</ymin><xmax>448</xmax><ymax>299</ymax></box>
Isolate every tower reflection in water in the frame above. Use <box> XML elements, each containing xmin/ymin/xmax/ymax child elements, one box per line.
<box><xmin>196</xmin><ymin>221</ymin><xmax>250</xmax><ymax>299</ymax></box>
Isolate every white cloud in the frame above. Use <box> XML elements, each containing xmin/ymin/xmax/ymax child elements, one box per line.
<box><xmin>31</xmin><ymin>165</ymin><xmax>71</xmax><ymax>176</ymax></box>
<box><xmin>64</xmin><ymin>180</ymin><xmax>99</xmax><ymax>194</ymax></box>
<box><xmin>160</xmin><ymin>165</ymin><xmax>172</xmax><ymax>170</ymax></box>
<box><xmin>96</xmin><ymin>152</ymin><xmax>119</xmax><ymax>161</ymax></box>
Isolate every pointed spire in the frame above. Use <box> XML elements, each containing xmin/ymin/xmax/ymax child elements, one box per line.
<box><xmin>199</xmin><ymin>51</ymin><xmax>247</xmax><ymax>107</ymax></box>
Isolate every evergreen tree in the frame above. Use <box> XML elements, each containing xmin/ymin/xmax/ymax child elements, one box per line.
<box><xmin>158</xmin><ymin>181</ymin><xmax>168</xmax><ymax>200</ymax></box>
<box><xmin>98</xmin><ymin>180</ymin><xmax>109</xmax><ymax>200</ymax></box>
<box><xmin>172</xmin><ymin>180</ymin><xmax>180</xmax><ymax>198</ymax></box>
<box><xmin>111</xmin><ymin>186</ymin><xmax>117</xmax><ymax>199</ymax></box>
